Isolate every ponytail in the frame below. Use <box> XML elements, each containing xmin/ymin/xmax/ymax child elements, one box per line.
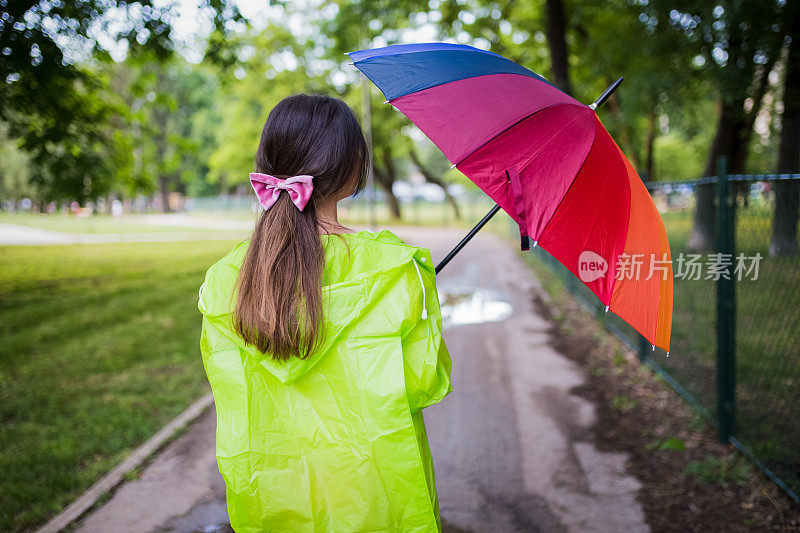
<box><xmin>233</xmin><ymin>191</ymin><xmax>324</xmax><ymax>361</ymax></box>
<box><xmin>232</xmin><ymin>93</ymin><xmax>368</xmax><ymax>361</ymax></box>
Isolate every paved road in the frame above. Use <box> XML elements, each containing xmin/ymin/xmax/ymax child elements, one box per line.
<box><xmin>75</xmin><ymin>226</ymin><xmax>648</xmax><ymax>533</ymax></box>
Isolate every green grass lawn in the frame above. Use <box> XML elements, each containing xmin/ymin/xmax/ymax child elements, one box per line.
<box><xmin>0</xmin><ymin>239</ymin><xmax>245</xmax><ymax>532</ymax></box>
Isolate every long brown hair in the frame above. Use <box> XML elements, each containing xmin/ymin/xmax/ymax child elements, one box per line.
<box><xmin>233</xmin><ymin>93</ymin><xmax>369</xmax><ymax>361</ymax></box>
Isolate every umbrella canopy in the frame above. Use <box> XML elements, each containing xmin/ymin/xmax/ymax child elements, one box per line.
<box><xmin>347</xmin><ymin>42</ymin><xmax>672</xmax><ymax>352</ymax></box>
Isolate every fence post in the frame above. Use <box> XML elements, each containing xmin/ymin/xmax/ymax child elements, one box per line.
<box><xmin>716</xmin><ymin>155</ymin><xmax>736</xmax><ymax>441</ymax></box>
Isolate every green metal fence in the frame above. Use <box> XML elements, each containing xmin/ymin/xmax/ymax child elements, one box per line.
<box><xmin>529</xmin><ymin>156</ymin><xmax>800</xmax><ymax>502</ymax></box>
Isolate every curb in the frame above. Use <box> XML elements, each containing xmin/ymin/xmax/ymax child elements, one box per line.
<box><xmin>37</xmin><ymin>393</ymin><xmax>214</xmax><ymax>533</ymax></box>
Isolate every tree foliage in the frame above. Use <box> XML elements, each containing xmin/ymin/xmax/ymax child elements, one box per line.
<box><xmin>0</xmin><ymin>0</ymin><xmax>242</xmax><ymax>203</ymax></box>
<box><xmin>0</xmin><ymin>0</ymin><xmax>796</xmax><ymax>234</ymax></box>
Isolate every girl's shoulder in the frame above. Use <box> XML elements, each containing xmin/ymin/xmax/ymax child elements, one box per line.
<box><xmin>320</xmin><ymin>228</ymin><xmax>407</xmax><ymax>246</ymax></box>
<box><xmin>208</xmin><ymin>239</ymin><xmax>250</xmax><ymax>273</ymax></box>
<box><xmin>320</xmin><ymin>229</ymin><xmax>432</xmax><ymax>287</ymax></box>
<box><xmin>321</xmin><ymin>228</ymin><xmax>427</xmax><ymax>266</ymax></box>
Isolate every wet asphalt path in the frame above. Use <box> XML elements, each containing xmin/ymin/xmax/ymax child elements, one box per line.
<box><xmin>74</xmin><ymin>225</ymin><xmax>648</xmax><ymax>533</ymax></box>
<box><xmin>420</xmin><ymin>229</ymin><xmax>564</xmax><ymax>532</ymax></box>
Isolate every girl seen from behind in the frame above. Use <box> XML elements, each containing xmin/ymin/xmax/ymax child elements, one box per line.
<box><xmin>198</xmin><ymin>93</ymin><xmax>453</xmax><ymax>532</ymax></box>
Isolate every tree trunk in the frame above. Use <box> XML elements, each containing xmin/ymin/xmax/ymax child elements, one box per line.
<box><xmin>689</xmin><ymin>181</ymin><xmax>718</xmax><ymax>251</ymax></box>
<box><xmin>688</xmin><ymin>99</ymin><xmax>747</xmax><ymax>251</ymax></box>
<box><xmin>374</xmin><ymin>150</ymin><xmax>401</xmax><ymax>219</ymax></box>
<box><xmin>770</xmin><ymin>15</ymin><xmax>800</xmax><ymax>256</ymax></box>
<box><xmin>153</xmin><ymin>68</ymin><xmax>172</xmax><ymax>214</ymax></box>
<box><xmin>772</xmin><ymin>182</ymin><xmax>800</xmax><ymax>256</ymax></box>
<box><xmin>545</xmin><ymin>0</ymin><xmax>572</xmax><ymax>96</ymax></box>
<box><xmin>645</xmin><ymin>106</ymin><xmax>657</xmax><ymax>181</ymax></box>
<box><xmin>407</xmin><ymin>146</ymin><xmax>461</xmax><ymax>219</ymax></box>
<box><xmin>688</xmin><ymin>21</ymin><xmax>753</xmax><ymax>251</ymax></box>
<box><xmin>158</xmin><ymin>175</ymin><xmax>171</xmax><ymax>213</ymax></box>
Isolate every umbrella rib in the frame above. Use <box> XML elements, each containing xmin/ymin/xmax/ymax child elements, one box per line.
<box><xmin>534</xmin><ymin>119</ymin><xmax>598</xmax><ymax>245</ymax></box>
<box><xmin>348</xmin><ymin>43</ymin><xmax>505</xmax><ymax>62</ymax></box>
<box><xmin>359</xmin><ymin>49</ymin><xmax>561</xmax><ymax>102</ymax></box>
<box><xmin>535</xmin><ymin>117</ymin><xmax>633</xmax><ymax>310</ymax></box>
<box><xmin>450</xmin><ymin>101</ymin><xmax>587</xmax><ymax>170</ymax></box>
<box><xmin>497</xmin><ymin>110</ymin><xmax>589</xmax><ymax>246</ymax></box>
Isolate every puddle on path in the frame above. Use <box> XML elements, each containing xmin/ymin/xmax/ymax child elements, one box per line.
<box><xmin>438</xmin><ymin>288</ymin><xmax>513</xmax><ymax>327</ymax></box>
<box><xmin>192</xmin><ymin>523</ymin><xmax>233</xmax><ymax>533</ymax></box>
<box><xmin>161</xmin><ymin>497</ymin><xmax>232</xmax><ymax>533</ymax></box>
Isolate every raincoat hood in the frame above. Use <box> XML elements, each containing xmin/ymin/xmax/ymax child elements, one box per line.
<box><xmin>198</xmin><ymin>228</ymin><xmax>437</xmax><ymax>384</ymax></box>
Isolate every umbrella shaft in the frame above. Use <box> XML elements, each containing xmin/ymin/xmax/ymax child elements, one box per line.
<box><xmin>435</xmin><ymin>203</ymin><xmax>502</xmax><ymax>274</ymax></box>
<box><xmin>591</xmin><ymin>77</ymin><xmax>623</xmax><ymax>109</ymax></box>
<box><xmin>434</xmin><ymin>77</ymin><xmax>624</xmax><ymax>275</ymax></box>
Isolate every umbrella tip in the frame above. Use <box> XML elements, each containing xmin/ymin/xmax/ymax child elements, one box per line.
<box><xmin>604</xmin><ymin>305</ymin><xmax>609</xmax><ymax>313</ymax></box>
<box><xmin>449</xmin><ymin>162</ymin><xmax>457</xmax><ymax>169</ymax></box>
<box><xmin>532</xmin><ymin>240</ymin><xmax>538</xmax><ymax>248</ymax></box>
<box><xmin>666</xmin><ymin>351</ymin><xmax>670</xmax><ymax>357</ymax></box>
<box><xmin>383</xmin><ymin>99</ymin><xmax>390</xmax><ymax>104</ymax></box>
<box><xmin>652</xmin><ymin>344</ymin><xmax>656</xmax><ymax>351</ymax></box>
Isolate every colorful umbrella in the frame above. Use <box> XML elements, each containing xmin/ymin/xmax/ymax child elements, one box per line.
<box><xmin>346</xmin><ymin>42</ymin><xmax>672</xmax><ymax>353</ymax></box>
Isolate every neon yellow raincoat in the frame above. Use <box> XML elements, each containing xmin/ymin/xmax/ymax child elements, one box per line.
<box><xmin>197</xmin><ymin>229</ymin><xmax>453</xmax><ymax>532</ymax></box>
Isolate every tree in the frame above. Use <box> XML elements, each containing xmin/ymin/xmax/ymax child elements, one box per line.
<box><xmin>205</xmin><ymin>24</ymin><xmax>356</xmax><ymax>194</ymax></box>
<box><xmin>407</xmin><ymin>144</ymin><xmax>461</xmax><ymax>219</ymax></box>
<box><xmin>0</xmin><ymin>124</ymin><xmax>34</xmax><ymax>203</ymax></box>
<box><xmin>93</xmin><ymin>54</ymin><xmax>224</xmax><ymax>209</ymax></box>
<box><xmin>369</xmin><ymin>99</ymin><xmax>412</xmax><ymax>219</ymax></box>
<box><xmin>545</xmin><ymin>0</ymin><xmax>572</xmax><ymax>95</ymax></box>
<box><xmin>770</xmin><ymin>2</ymin><xmax>800</xmax><ymax>257</ymax></box>
<box><xmin>373</xmin><ymin>147</ymin><xmax>402</xmax><ymax>219</ymax></box>
<box><xmin>0</xmin><ymin>0</ymin><xmax>242</xmax><ymax>204</ymax></box>
<box><xmin>645</xmin><ymin>1</ymin><xmax>788</xmax><ymax>249</ymax></box>
<box><xmin>561</xmin><ymin>0</ymin><xmax>704</xmax><ymax>181</ymax></box>
<box><xmin>143</xmin><ymin>60</ymin><xmax>220</xmax><ymax>211</ymax></box>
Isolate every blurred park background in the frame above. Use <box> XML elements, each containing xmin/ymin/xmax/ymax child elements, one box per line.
<box><xmin>1</xmin><ymin>0</ymin><xmax>799</xmax><ymax>531</ymax></box>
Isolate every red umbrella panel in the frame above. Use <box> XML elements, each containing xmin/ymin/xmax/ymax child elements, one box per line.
<box><xmin>348</xmin><ymin>43</ymin><xmax>673</xmax><ymax>352</ymax></box>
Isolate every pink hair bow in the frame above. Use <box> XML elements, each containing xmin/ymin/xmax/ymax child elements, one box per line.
<box><xmin>249</xmin><ymin>173</ymin><xmax>314</xmax><ymax>212</ymax></box>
